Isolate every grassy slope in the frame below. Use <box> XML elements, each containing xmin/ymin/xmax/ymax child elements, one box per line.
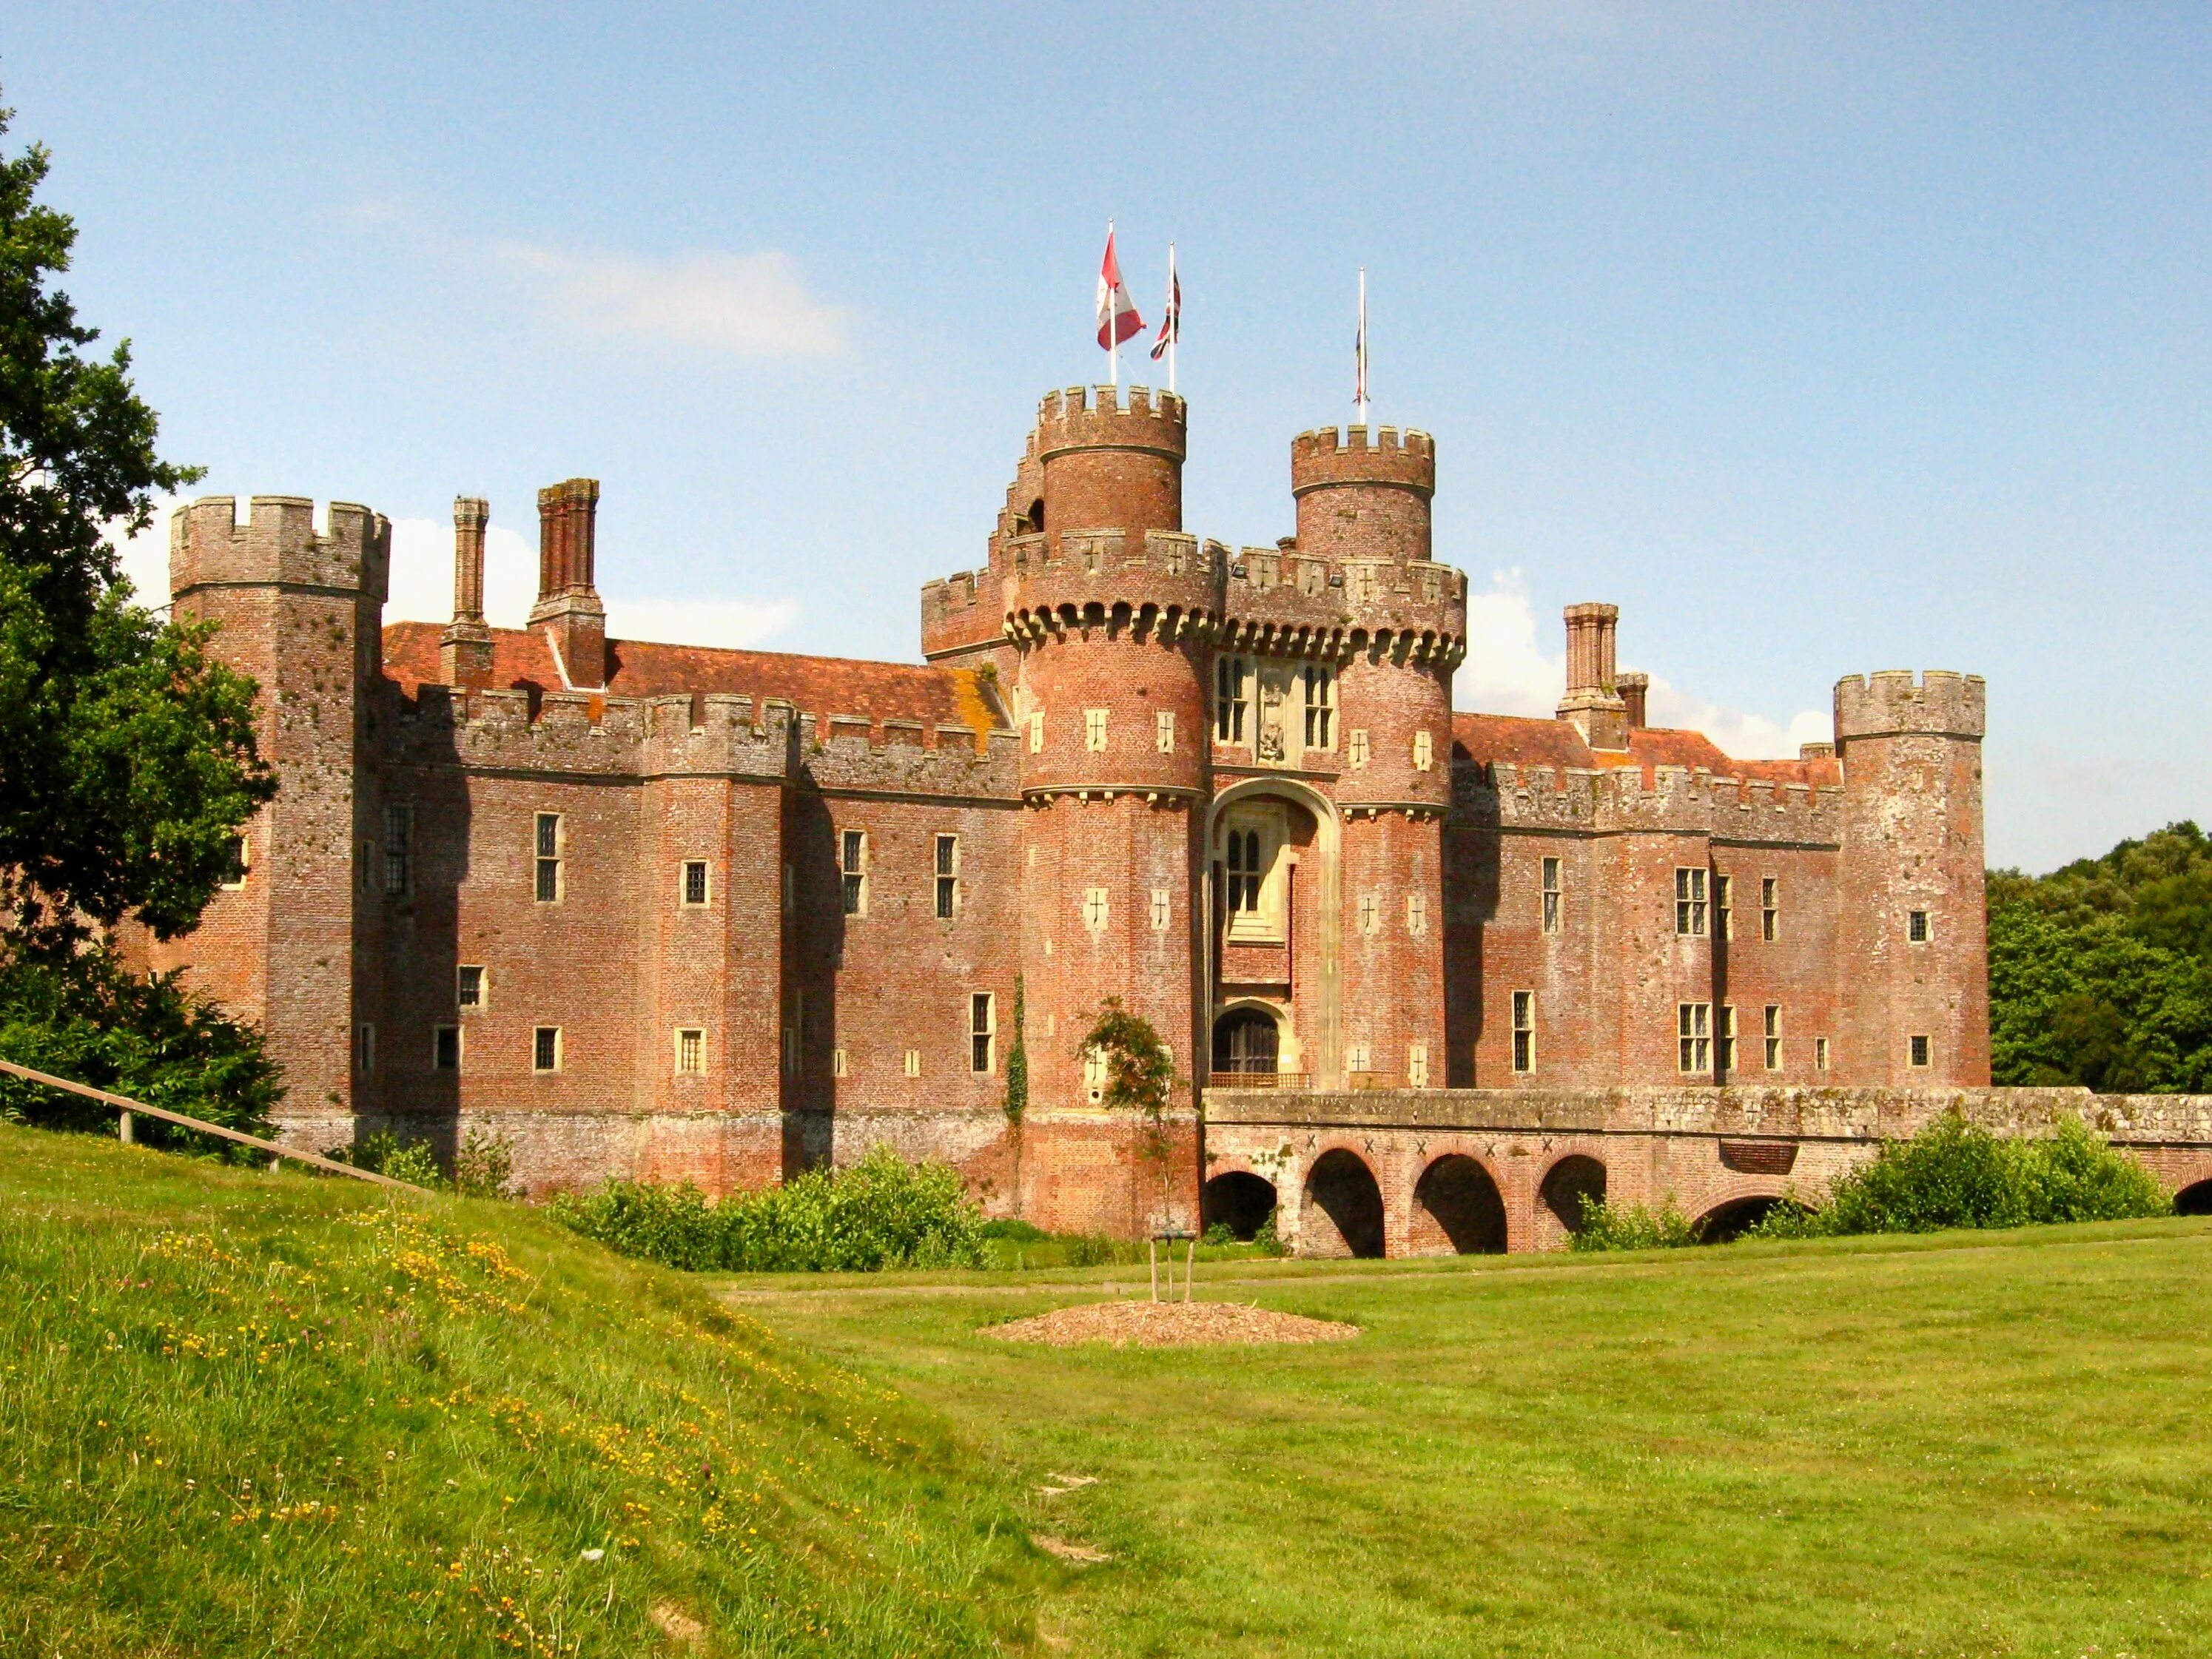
<box><xmin>736</xmin><ymin>1223</ymin><xmax>2212</xmax><ymax>1659</ymax></box>
<box><xmin>0</xmin><ymin>1125</ymin><xmax>1045</xmax><ymax>1658</ymax></box>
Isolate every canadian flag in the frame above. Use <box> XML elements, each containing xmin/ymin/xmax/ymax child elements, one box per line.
<box><xmin>1095</xmin><ymin>228</ymin><xmax>1145</xmax><ymax>350</ymax></box>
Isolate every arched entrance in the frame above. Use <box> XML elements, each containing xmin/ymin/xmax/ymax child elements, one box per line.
<box><xmin>1202</xmin><ymin>1171</ymin><xmax>1277</xmax><ymax>1240</ymax></box>
<box><xmin>2176</xmin><ymin>1180</ymin><xmax>2212</xmax><ymax>1217</ymax></box>
<box><xmin>1411</xmin><ymin>1154</ymin><xmax>1507</xmax><ymax>1254</ymax></box>
<box><xmin>1541</xmin><ymin>1155</ymin><xmax>1607</xmax><ymax>1235</ymax></box>
<box><xmin>1695</xmin><ymin>1194</ymin><xmax>1792</xmax><ymax>1242</ymax></box>
<box><xmin>1302</xmin><ymin>1149</ymin><xmax>1385</xmax><ymax>1258</ymax></box>
<box><xmin>1212</xmin><ymin>1007</ymin><xmax>1279</xmax><ymax>1077</ymax></box>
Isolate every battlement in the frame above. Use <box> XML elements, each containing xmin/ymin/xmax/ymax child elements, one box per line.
<box><xmin>171</xmin><ymin>496</ymin><xmax>391</xmax><ymax>603</ymax></box>
<box><xmin>1833</xmin><ymin>670</ymin><xmax>1986</xmax><ymax>742</ymax></box>
<box><xmin>1289</xmin><ymin>424</ymin><xmax>1436</xmax><ymax>498</ymax></box>
<box><xmin>1220</xmin><ymin>547</ymin><xmax>1466</xmax><ymax>660</ymax></box>
<box><xmin>1034</xmin><ymin>384</ymin><xmax>1188</xmax><ymax>462</ymax></box>
<box><xmin>1462</xmin><ymin>757</ymin><xmax>1846</xmax><ymax>844</ymax></box>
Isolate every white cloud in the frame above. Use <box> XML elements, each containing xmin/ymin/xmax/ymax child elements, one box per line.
<box><xmin>1641</xmin><ymin>676</ymin><xmax>1830</xmax><ymax>760</ymax></box>
<box><xmin>490</xmin><ymin>242</ymin><xmax>849</xmax><ymax>357</ymax></box>
<box><xmin>384</xmin><ymin>516</ymin><xmax>796</xmax><ymax>650</ymax></box>
<box><xmin>386</xmin><ymin>516</ymin><xmax>538</xmax><ymax>630</ymax></box>
<box><xmin>1456</xmin><ymin>567</ymin><xmax>1566</xmax><ymax>717</ymax></box>
<box><xmin>604</xmin><ymin>596</ymin><xmax>799</xmax><ymax>651</ymax></box>
<box><xmin>1451</xmin><ymin>568</ymin><xmax>1828</xmax><ymax>758</ymax></box>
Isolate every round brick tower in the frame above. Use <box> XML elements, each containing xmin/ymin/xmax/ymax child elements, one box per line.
<box><xmin>1832</xmin><ymin>670</ymin><xmax>1990</xmax><ymax>1086</ymax></box>
<box><xmin>1005</xmin><ymin>385</ymin><xmax>1211</xmax><ymax>1234</ymax></box>
<box><xmin>1291</xmin><ymin>425</ymin><xmax>1461</xmax><ymax>1088</ymax></box>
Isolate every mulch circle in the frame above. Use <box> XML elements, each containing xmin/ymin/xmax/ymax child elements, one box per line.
<box><xmin>986</xmin><ymin>1299</ymin><xmax>1359</xmax><ymax>1349</ymax></box>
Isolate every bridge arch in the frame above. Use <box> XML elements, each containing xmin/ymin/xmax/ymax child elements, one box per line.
<box><xmin>1692</xmin><ymin>1179</ymin><xmax>1801</xmax><ymax>1242</ymax></box>
<box><xmin>1539</xmin><ymin>1153</ymin><xmax>1608</xmax><ymax>1238</ymax></box>
<box><xmin>1411</xmin><ymin>1153</ymin><xmax>1507</xmax><ymax>1254</ymax></box>
<box><xmin>2176</xmin><ymin>1178</ymin><xmax>2212</xmax><ymax>1217</ymax></box>
<box><xmin>1301</xmin><ymin>1146</ymin><xmax>1385</xmax><ymax>1258</ymax></box>
<box><xmin>1202</xmin><ymin>1169</ymin><xmax>1279</xmax><ymax>1240</ymax></box>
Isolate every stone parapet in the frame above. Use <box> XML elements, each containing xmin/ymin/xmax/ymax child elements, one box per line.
<box><xmin>1204</xmin><ymin>1085</ymin><xmax>2212</xmax><ymax>1146</ymax></box>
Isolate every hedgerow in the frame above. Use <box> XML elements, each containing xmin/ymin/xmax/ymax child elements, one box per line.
<box><xmin>551</xmin><ymin>1144</ymin><xmax>985</xmax><ymax>1273</ymax></box>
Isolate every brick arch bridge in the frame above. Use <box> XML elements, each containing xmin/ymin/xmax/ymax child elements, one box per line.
<box><xmin>1201</xmin><ymin>1086</ymin><xmax>2212</xmax><ymax>1257</ymax></box>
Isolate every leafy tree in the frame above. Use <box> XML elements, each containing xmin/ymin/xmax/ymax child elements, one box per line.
<box><xmin>0</xmin><ymin>96</ymin><xmax>280</xmax><ymax>1133</ymax></box>
<box><xmin>1080</xmin><ymin>997</ymin><xmax>1180</xmax><ymax>1225</ymax></box>
<box><xmin>1988</xmin><ymin>822</ymin><xmax>2212</xmax><ymax>1092</ymax></box>
<box><xmin>0</xmin><ymin>96</ymin><xmax>274</xmax><ymax>946</ymax></box>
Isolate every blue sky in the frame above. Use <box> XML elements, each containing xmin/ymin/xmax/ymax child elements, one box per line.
<box><xmin>13</xmin><ymin>1</ymin><xmax>2210</xmax><ymax>869</ymax></box>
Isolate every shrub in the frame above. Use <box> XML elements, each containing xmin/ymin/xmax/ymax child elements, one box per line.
<box><xmin>0</xmin><ymin>942</ymin><xmax>279</xmax><ymax>1158</ymax></box>
<box><xmin>1253</xmin><ymin>1210</ymin><xmax>1286</xmax><ymax>1256</ymax></box>
<box><xmin>552</xmin><ymin>1145</ymin><xmax>985</xmax><ymax>1273</ymax></box>
<box><xmin>1202</xmin><ymin>1221</ymin><xmax>1235</xmax><ymax>1246</ymax></box>
<box><xmin>979</xmin><ymin>1217</ymin><xmax>1049</xmax><ymax>1243</ymax></box>
<box><xmin>1569</xmin><ymin>1195</ymin><xmax>1700</xmax><ymax>1252</ymax></box>
<box><xmin>320</xmin><ymin>1127</ymin><xmax>520</xmax><ymax>1198</ymax></box>
<box><xmin>1751</xmin><ymin>1111</ymin><xmax>2169</xmax><ymax>1239</ymax></box>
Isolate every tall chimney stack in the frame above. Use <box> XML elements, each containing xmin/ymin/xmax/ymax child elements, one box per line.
<box><xmin>1617</xmin><ymin>670</ymin><xmax>1649</xmax><ymax>733</ymax></box>
<box><xmin>1556</xmin><ymin>602</ymin><xmax>1629</xmax><ymax>749</ymax></box>
<box><xmin>528</xmin><ymin>478</ymin><xmax>607</xmax><ymax>690</ymax></box>
<box><xmin>440</xmin><ymin>496</ymin><xmax>495</xmax><ymax>689</ymax></box>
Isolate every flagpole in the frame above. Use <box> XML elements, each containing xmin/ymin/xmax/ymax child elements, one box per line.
<box><xmin>1107</xmin><ymin>220</ymin><xmax>1119</xmax><ymax>390</ymax></box>
<box><xmin>1356</xmin><ymin>266</ymin><xmax>1369</xmax><ymax>428</ymax></box>
<box><xmin>1166</xmin><ymin>242</ymin><xmax>1177</xmax><ymax>397</ymax></box>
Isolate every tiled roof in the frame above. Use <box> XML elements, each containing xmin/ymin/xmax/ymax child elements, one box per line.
<box><xmin>1452</xmin><ymin>711</ymin><xmax>1838</xmax><ymax>787</ymax></box>
<box><xmin>381</xmin><ymin>622</ymin><xmax>1009</xmax><ymax>738</ymax></box>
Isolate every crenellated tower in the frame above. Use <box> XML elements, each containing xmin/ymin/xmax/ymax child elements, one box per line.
<box><xmin>155</xmin><ymin>497</ymin><xmax>391</xmax><ymax>1141</ymax></box>
<box><xmin>1287</xmin><ymin>425</ymin><xmax>1461</xmax><ymax>1088</ymax></box>
<box><xmin>1001</xmin><ymin>385</ymin><xmax>1208</xmax><ymax>1233</ymax></box>
<box><xmin>1833</xmin><ymin>670</ymin><xmax>1989</xmax><ymax>1085</ymax></box>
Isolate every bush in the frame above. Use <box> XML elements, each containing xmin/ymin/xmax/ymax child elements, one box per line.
<box><xmin>322</xmin><ymin>1127</ymin><xmax>520</xmax><ymax>1199</ymax></box>
<box><xmin>1751</xmin><ymin>1111</ymin><xmax>2169</xmax><ymax>1239</ymax></box>
<box><xmin>1253</xmin><ymin>1210</ymin><xmax>1286</xmax><ymax>1257</ymax></box>
<box><xmin>1202</xmin><ymin>1221</ymin><xmax>1235</xmax><ymax>1246</ymax></box>
<box><xmin>0</xmin><ymin>942</ymin><xmax>279</xmax><ymax>1158</ymax></box>
<box><xmin>1569</xmin><ymin>1195</ymin><xmax>1700</xmax><ymax>1252</ymax></box>
<box><xmin>978</xmin><ymin>1217</ymin><xmax>1049</xmax><ymax>1244</ymax></box>
<box><xmin>552</xmin><ymin>1145</ymin><xmax>985</xmax><ymax>1273</ymax></box>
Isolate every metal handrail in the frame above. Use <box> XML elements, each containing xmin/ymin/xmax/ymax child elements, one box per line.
<box><xmin>0</xmin><ymin>1058</ymin><xmax>434</xmax><ymax>1195</ymax></box>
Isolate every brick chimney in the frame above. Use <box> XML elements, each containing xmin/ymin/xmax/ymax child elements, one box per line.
<box><xmin>1617</xmin><ymin>670</ymin><xmax>1649</xmax><ymax>733</ymax></box>
<box><xmin>1556</xmin><ymin>602</ymin><xmax>1629</xmax><ymax>749</ymax></box>
<box><xmin>439</xmin><ymin>496</ymin><xmax>495</xmax><ymax>689</ymax></box>
<box><xmin>528</xmin><ymin>477</ymin><xmax>606</xmax><ymax>690</ymax></box>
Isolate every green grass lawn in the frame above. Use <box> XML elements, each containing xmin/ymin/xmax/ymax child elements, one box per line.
<box><xmin>726</xmin><ymin>1222</ymin><xmax>2212</xmax><ymax>1659</ymax></box>
<box><xmin>0</xmin><ymin>1124</ymin><xmax>1045</xmax><ymax>1657</ymax></box>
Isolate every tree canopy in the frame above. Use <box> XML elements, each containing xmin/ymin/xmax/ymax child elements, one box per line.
<box><xmin>0</xmin><ymin>95</ymin><xmax>280</xmax><ymax>1141</ymax></box>
<box><xmin>0</xmin><ymin>96</ymin><xmax>273</xmax><ymax>947</ymax></box>
<box><xmin>1989</xmin><ymin>822</ymin><xmax>2212</xmax><ymax>1093</ymax></box>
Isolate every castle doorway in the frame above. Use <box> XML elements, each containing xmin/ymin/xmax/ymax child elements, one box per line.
<box><xmin>1212</xmin><ymin>1007</ymin><xmax>1279</xmax><ymax>1076</ymax></box>
<box><xmin>1302</xmin><ymin>1149</ymin><xmax>1385</xmax><ymax>1258</ymax></box>
<box><xmin>1411</xmin><ymin>1154</ymin><xmax>1507</xmax><ymax>1254</ymax></box>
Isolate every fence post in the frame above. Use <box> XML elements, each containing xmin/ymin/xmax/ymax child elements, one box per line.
<box><xmin>118</xmin><ymin>1111</ymin><xmax>134</xmax><ymax>1145</ymax></box>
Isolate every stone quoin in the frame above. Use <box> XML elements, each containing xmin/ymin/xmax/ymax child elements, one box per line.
<box><xmin>135</xmin><ymin>383</ymin><xmax>2212</xmax><ymax>1251</ymax></box>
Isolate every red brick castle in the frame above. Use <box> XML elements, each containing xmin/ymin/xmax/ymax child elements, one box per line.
<box><xmin>146</xmin><ymin>383</ymin><xmax>2020</xmax><ymax>1248</ymax></box>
